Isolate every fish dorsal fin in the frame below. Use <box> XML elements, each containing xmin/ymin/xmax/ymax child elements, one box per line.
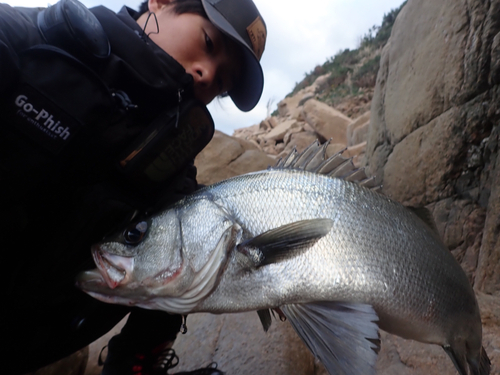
<box><xmin>291</xmin><ymin>140</ymin><xmax>323</xmax><ymax>170</ymax></box>
<box><xmin>281</xmin><ymin>301</ymin><xmax>380</xmax><ymax>375</ymax></box>
<box><xmin>276</xmin><ymin>146</ymin><xmax>299</xmax><ymax>168</ymax></box>
<box><xmin>275</xmin><ymin>140</ymin><xmax>380</xmax><ymax>189</ymax></box>
<box><xmin>407</xmin><ymin>206</ymin><xmax>441</xmax><ymax>236</ymax></box>
<box><xmin>237</xmin><ymin>218</ymin><xmax>333</xmax><ymax>267</ymax></box>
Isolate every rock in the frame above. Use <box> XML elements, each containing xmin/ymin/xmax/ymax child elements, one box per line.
<box><xmin>375</xmin><ymin>332</ymin><xmax>456</xmax><ymax>375</ymax></box>
<box><xmin>476</xmin><ymin>292</ymin><xmax>500</xmax><ymax>375</ymax></box>
<box><xmin>344</xmin><ymin>141</ymin><xmax>367</xmax><ymax>168</ymax></box>
<box><xmin>298</xmin><ymin>92</ymin><xmax>315</xmax><ymax>106</ymax></box>
<box><xmin>258</xmin><ymin>116</ymin><xmax>279</xmax><ymax>131</ymax></box>
<box><xmin>283</xmin><ymin>122</ymin><xmax>305</xmax><ymax>145</ymax></box>
<box><xmin>233</xmin><ymin>123</ymin><xmax>260</xmax><ymax>140</ymax></box>
<box><xmin>347</xmin><ymin>111</ymin><xmax>371</xmax><ymax>146</ymax></box>
<box><xmin>229</xmin><ymin>149</ymin><xmax>276</xmax><ymax>172</ymax></box>
<box><xmin>259</xmin><ymin>119</ymin><xmax>271</xmax><ymax>131</ymax></box>
<box><xmin>428</xmin><ymin>198</ymin><xmax>486</xmax><ymax>284</ymax></box>
<box><xmin>195</xmin><ymin>131</ymin><xmax>245</xmax><ymax>185</ymax></box>
<box><xmin>351</xmin><ymin>122</ymin><xmax>370</xmax><ymax>146</ymax></box>
<box><xmin>360</xmin><ymin>0</ymin><xmax>500</xmax><ymax>369</ymax></box>
<box><xmin>302</xmin><ymin>99</ymin><xmax>351</xmax><ymax>144</ymax></box>
<box><xmin>264</xmin><ymin>119</ymin><xmax>300</xmax><ymax>142</ymax></box>
<box><xmin>381</xmin><ymin>108</ymin><xmax>461</xmax><ymax>206</ymax></box>
<box><xmin>346</xmin><ymin>111</ymin><xmax>370</xmax><ymax>146</ymax></box>
<box><xmin>475</xmin><ymin>147</ymin><xmax>500</xmax><ymax>294</ymax></box>
<box><xmin>325</xmin><ymin>143</ymin><xmax>348</xmax><ymax>158</ymax></box>
<box><xmin>195</xmin><ymin>131</ymin><xmax>275</xmax><ymax>185</ymax></box>
<box><xmin>278</xmin><ymin>131</ymin><xmax>320</xmax><ymax>159</ymax></box>
<box><xmin>365</xmin><ymin>0</ymin><xmax>500</xmax><ymax>299</ymax></box>
<box><xmin>234</xmin><ymin>135</ymin><xmax>261</xmax><ymax>152</ymax></box>
<box><xmin>277</xmin><ymin>92</ymin><xmax>305</xmax><ymax>118</ymax></box>
<box><xmin>171</xmin><ymin>313</ymin><xmax>318</xmax><ymax>375</ymax></box>
<box><xmin>310</xmin><ymin>73</ymin><xmax>331</xmax><ymax>93</ymax></box>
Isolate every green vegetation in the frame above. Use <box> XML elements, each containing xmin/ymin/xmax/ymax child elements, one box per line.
<box><xmin>287</xmin><ymin>1</ymin><xmax>407</xmax><ymax>106</ymax></box>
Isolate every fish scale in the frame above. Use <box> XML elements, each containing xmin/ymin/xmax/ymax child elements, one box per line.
<box><xmin>201</xmin><ymin>169</ymin><xmax>467</xmax><ymax>322</ymax></box>
<box><xmin>77</xmin><ymin>142</ymin><xmax>490</xmax><ymax>375</ymax></box>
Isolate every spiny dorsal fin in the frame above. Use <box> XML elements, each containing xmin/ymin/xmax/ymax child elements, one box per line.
<box><xmin>292</xmin><ymin>140</ymin><xmax>323</xmax><ymax>170</ymax></box>
<box><xmin>276</xmin><ymin>146</ymin><xmax>298</xmax><ymax>168</ymax></box>
<box><xmin>275</xmin><ymin>140</ymin><xmax>380</xmax><ymax>190</ymax></box>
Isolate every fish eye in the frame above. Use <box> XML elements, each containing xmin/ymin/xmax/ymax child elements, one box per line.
<box><xmin>123</xmin><ymin>221</ymin><xmax>149</xmax><ymax>245</ymax></box>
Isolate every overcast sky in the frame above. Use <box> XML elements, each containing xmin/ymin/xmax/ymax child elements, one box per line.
<box><xmin>3</xmin><ymin>0</ymin><xmax>405</xmax><ymax>134</ymax></box>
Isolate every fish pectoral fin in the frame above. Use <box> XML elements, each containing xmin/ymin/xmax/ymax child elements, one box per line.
<box><xmin>281</xmin><ymin>301</ymin><xmax>380</xmax><ymax>375</ymax></box>
<box><xmin>236</xmin><ymin>218</ymin><xmax>333</xmax><ymax>267</ymax></box>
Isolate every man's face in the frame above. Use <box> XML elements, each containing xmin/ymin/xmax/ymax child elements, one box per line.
<box><xmin>139</xmin><ymin>5</ymin><xmax>243</xmax><ymax>104</ymax></box>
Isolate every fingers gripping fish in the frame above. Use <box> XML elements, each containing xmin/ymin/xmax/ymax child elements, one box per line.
<box><xmin>77</xmin><ymin>141</ymin><xmax>491</xmax><ymax>375</ymax></box>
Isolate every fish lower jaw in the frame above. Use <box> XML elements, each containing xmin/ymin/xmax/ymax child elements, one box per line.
<box><xmin>86</xmin><ymin>290</ymin><xmax>139</xmax><ymax>306</ymax></box>
<box><xmin>92</xmin><ymin>247</ymin><xmax>134</xmax><ymax>289</ymax></box>
<box><xmin>75</xmin><ymin>269</ymin><xmax>112</xmax><ymax>296</ymax></box>
<box><xmin>76</xmin><ymin>269</ymin><xmax>105</xmax><ymax>287</ymax></box>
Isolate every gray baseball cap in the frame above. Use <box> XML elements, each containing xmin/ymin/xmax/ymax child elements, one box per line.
<box><xmin>201</xmin><ymin>0</ymin><xmax>266</xmax><ymax>112</ymax></box>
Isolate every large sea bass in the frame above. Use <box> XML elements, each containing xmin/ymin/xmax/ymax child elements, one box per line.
<box><xmin>77</xmin><ymin>141</ymin><xmax>490</xmax><ymax>375</ymax></box>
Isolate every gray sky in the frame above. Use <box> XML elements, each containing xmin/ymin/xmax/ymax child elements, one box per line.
<box><xmin>3</xmin><ymin>0</ymin><xmax>404</xmax><ymax>134</ymax></box>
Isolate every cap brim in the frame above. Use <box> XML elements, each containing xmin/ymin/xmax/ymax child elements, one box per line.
<box><xmin>202</xmin><ymin>0</ymin><xmax>264</xmax><ymax>112</ymax></box>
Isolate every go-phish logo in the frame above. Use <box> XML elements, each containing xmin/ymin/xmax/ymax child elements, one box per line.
<box><xmin>11</xmin><ymin>88</ymin><xmax>81</xmax><ymax>154</ymax></box>
<box><xmin>15</xmin><ymin>95</ymin><xmax>71</xmax><ymax>141</ymax></box>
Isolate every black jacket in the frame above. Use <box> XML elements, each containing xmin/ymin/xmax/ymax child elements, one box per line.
<box><xmin>0</xmin><ymin>4</ymin><xmax>208</xmax><ymax>204</ymax></box>
<box><xmin>0</xmin><ymin>4</ymin><xmax>212</xmax><ymax>372</ymax></box>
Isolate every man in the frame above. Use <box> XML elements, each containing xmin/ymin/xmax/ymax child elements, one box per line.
<box><xmin>0</xmin><ymin>0</ymin><xmax>266</xmax><ymax>373</ymax></box>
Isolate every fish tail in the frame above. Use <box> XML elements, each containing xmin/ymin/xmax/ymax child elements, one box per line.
<box><xmin>443</xmin><ymin>344</ymin><xmax>491</xmax><ymax>375</ymax></box>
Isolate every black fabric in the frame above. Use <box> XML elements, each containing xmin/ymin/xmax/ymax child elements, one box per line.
<box><xmin>0</xmin><ymin>3</ymin><xmax>210</xmax><ymax>374</ymax></box>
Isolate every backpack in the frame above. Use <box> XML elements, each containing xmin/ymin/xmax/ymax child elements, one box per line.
<box><xmin>2</xmin><ymin>0</ymin><xmax>214</xmax><ymax>201</ymax></box>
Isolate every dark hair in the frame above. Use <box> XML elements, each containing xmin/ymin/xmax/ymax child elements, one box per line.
<box><xmin>137</xmin><ymin>0</ymin><xmax>207</xmax><ymax>18</ymax></box>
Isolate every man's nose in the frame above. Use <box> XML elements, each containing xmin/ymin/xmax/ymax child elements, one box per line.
<box><xmin>192</xmin><ymin>62</ymin><xmax>216</xmax><ymax>87</ymax></box>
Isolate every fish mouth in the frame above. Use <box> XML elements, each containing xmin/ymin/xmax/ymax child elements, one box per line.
<box><xmin>87</xmin><ymin>245</ymin><xmax>135</xmax><ymax>289</ymax></box>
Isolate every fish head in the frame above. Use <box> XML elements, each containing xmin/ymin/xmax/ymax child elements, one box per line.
<box><xmin>76</xmin><ymin>197</ymin><xmax>239</xmax><ymax>313</ymax></box>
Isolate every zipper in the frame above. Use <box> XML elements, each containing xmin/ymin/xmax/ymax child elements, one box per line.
<box><xmin>174</xmin><ymin>88</ymin><xmax>183</xmax><ymax>129</ymax></box>
<box><xmin>111</xmin><ymin>90</ymin><xmax>138</xmax><ymax>111</ymax></box>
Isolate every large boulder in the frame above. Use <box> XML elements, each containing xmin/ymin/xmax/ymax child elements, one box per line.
<box><xmin>301</xmin><ymin>99</ymin><xmax>352</xmax><ymax>144</ymax></box>
<box><xmin>264</xmin><ymin>119</ymin><xmax>301</xmax><ymax>142</ymax></box>
<box><xmin>195</xmin><ymin>130</ymin><xmax>275</xmax><ymax>185</ymax></box>
<box><xmin>365</xmin><ymin>0</ymin><xmax>500</xmax><ymax>297</ymax></box>
<box><xmin>364</xmin><ymin>0</ymin><xmax>500</xmax><ymax>370</ymax></box>
<box><xmin>347</xmin><ymin>111</ymin><xmax>371</xmax><ymax>146</ymax></box>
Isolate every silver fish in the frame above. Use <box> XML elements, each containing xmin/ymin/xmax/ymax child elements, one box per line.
<box><xmin>77</xmin><ymin>141</ymin><xmax>490</xmax><ymax>375</ymax></box>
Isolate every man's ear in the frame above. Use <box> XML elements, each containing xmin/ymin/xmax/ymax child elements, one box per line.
<box><xmin>147</xmin><ymin>0</ymin><xmax>174</xmax><ymax>13</ymax></box>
